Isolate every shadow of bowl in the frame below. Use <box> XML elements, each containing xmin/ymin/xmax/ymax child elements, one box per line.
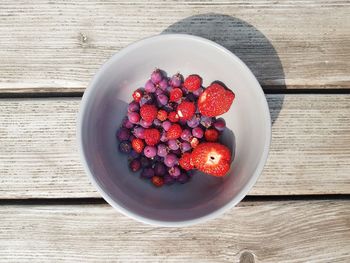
<box><xmin>162</xmin><ymin>13</ymin><xmax>285</xmax><ymax>124</ymax></box>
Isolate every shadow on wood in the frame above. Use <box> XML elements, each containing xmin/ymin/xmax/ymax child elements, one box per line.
<box><xmin>162</xmin><ymin>13</ymin><xmax>285</xmax><ymax>125</ymax></box>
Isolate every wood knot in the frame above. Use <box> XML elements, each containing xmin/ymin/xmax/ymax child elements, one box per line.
<box><xmin>79</xmin><ymin>33</ymin><xmax>88</xmax><ymax>44</ymax></box>
<box><xmin>239</xmin><ymin>251</ymin><xmax>255</xmax><ymax>263</ymax></box>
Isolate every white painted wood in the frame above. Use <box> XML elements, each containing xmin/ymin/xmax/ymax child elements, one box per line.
<box><xmin>0</xmin><ymin>94</ymin><xmax>349</xmax><ymax>198</ymax></box>
<box><xmin>0</xmin><ymin>201</ymin><xmax>349</xmax><ymax>262</ymax></box>
<box><xmin>0</xmin><ymin>0</ymin><xmax>349</xmax><ymax>92</ymax></box>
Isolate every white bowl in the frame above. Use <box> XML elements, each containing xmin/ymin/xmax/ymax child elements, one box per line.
<box><xmin>78</xmin><ymin>34</ymin><xmax>271</xmax><ymax>227</ymax></box>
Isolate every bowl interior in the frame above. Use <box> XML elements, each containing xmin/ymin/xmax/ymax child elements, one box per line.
<box><xmin>80</xmin><ymin>35</ymin><xmax>270</xmax><ymax>225</ymax></box>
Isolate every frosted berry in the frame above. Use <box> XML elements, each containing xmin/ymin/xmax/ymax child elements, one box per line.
<box><xmin>170</xmin><ymin>73</ymin><xmax>183</xmax><ymax>88</ymax></box>
<box><xmin>119</xmin><ymin>141</ymin><xmax>132</xmax><ymax>153</ymax></box>
<box><xmin>187</xmin><ymin>116</ymin><xmax>200</xmax><ymax>128</ymax></box>
<box><xmin>139</xmin><ymin>119</ymin><xmax>152</xmax><ymax>128</ymax></box>
<box><xmin>144</xmin><ymin>145</ymin><xmax>157</xmax><ymax>158</ymax></box>
<box><xmin>151</xmin><ymin>69</ymin><xmax>163</xmax><ymax>84</ymax></box>
<box><xmin>145</xmin><ymin>79</ymin><xmax>156</xmax><ymax>93</ymax></box>
<box><xmin>154</xmin><ymin>162</ymin><xmax>167</xmax><ymax>176</ymax></box>
<box><xmin>180</xmin><ymin>129</ymin><xmax>192</xmax><ymax>141</ymax></box>
<box><xmin>164</xmin><ymin>153</ymin><xmax>178</xmax><ymax>167</ymax></box>
<box><xmin>122</xmin><ymin>117</ymin><xmax>134</xmax><ymax>129</ymax></box>
<box><xmin>128</xmin><ymin>101</ymin><xmax>140</xmax><ymax>112</ymax></box>
<box><xmin>162</xmin><ymin>120</ymin><xmax>172</xmax><ymax>131</ymax></box>
<box><xmin>133</xmin><ymin>127</ymin><xmax>145</xmax><ymax>139</ymax></box>
<box><xmin>168</xmin><ymin>166</ymin><xmax>181</xmax><ymax>178</ymax></box>
<box><xmin>141</xmin><ymin>167</ymin><xmax>154</xmax><ymax>178</ymax></box>
<box><xmin>128</xmin><ymin>112</ymin><xmax>140</xmax><ymax>124</ymax></box>
<box><xmin>192</xmin><ymin>127</ymin><xmax>204</xmax><ymax>138</ymax></box>
<box><xmin>129</xmin><ymin>159</ymin><xmax>141</xmax><ymax>172</ymax></box>
<box><xmin>177</xmin><ymin>172</ymin><xmax>190</xmax><ymax>184</ymax></box>
<box><xmin>180</xmin><ymin>141</ymin><xmax>191</xmax><ymax>152</ymax></box>
<box><xmin>214</xmin><ymin>118</ymin><xmax>226</xmax><ymax>131</ymax></box>
<box><xmin>117</xmin><ymin>127</ymin><xmax>130</xmax><ymax>141</ymax></box>
<box><xmin>200</xmin><ymin>116</ymin><xmax>213</xmax><ymax>128</ymax></box>
<box><xmin>158</xmin><ymin>78</ymin><xmax>168</xmax><ymax>91</ymax></box>
<box><xmin>157</xmin><ymin>143</ymin><xmax>168</xmax><ymax>157</ymax></box>
<box><xmin>168</xmin><ymin>139</ymin><xmax>179</xmax><ymax>150</ymax></box>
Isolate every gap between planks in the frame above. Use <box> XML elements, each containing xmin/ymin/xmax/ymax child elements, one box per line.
<box><xmin>0</xmin><ymin>94</ymin><xmax>350</xmax><ymax>198</ymax></box>
<box><xmin>0</xmin><ymin>200</ymin><xmax>349</xmax><ymax>262</ymax></box>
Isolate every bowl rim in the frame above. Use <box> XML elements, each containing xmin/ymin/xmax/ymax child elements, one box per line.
<box><xmin>77</xmin><ymin>33</ymin><xmax>272</xmax><ymax>227</ymax></box>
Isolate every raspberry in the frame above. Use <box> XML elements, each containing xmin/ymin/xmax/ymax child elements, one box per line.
<box><xmin>157</xmin><ymin>109</ymin><xmax>168</xmax><ymax>121</ymax></box>
<box><xmin>169</xmin><ymin>88</ymin><xmax>183</xmax><ymax>102</ymax></box>
<box><xmin>191</xmin><ymin>142</ymin><xmax>231</xmax><ymax>177</ymax></box>
<box><xmin>166</xmin><ymin>124</ymin><xmax>182</xmax><ymax>140</ymax></box>
<box><xmin>144</xmin><ymin>128</ymin><xmax>161</xmax><ymax>146</ymax></box>
<box><xmin>177</xmin><ymin>101</ymin><xmax>196</xmax><ymax>121</ymax></box>
<box><xmin>131</xmin><ymin>138</ymin><xmax>145</xmax><ymax>153</ymax></box>
<box><xmin>184</xmin><ymin>75</ymin><xmax>202</xmax><ymax>92</ymax></box>
<box><xmin>204</xmin><ymin>128</ymin><xmax>219</xmax><ymax>142</ymax></box>
<box><xmin>179</xmin><ymin>153</ymin><xmax>194</xmax><ymax>170</ymax></box>
<box><xmin>152</xmin><ymin>176</ymin><xmax>164</xmax><ymax>187</ymax></box>
<box><xmin>168</xmin><ymin>111</ymin><xmax>179</xmax><ymax>122</ymax></box>
<box><xmin>132</xmin><ymin>89</ymin><xmax>143</xmax><ymax>102</ymax></box>
<box><xmin>140</xmin><ymin>104</ymin><xmax>158</xmax><ymax>122</ymax></box>
<box><xmin>198</xmin><ymin>83</ymin><xmax>235</xmax><ymax>117</ymax></box>
<box><xmin>189</xmin><ymin>137</ymin><xmax>199</xmax><ymax>148</ymax></box>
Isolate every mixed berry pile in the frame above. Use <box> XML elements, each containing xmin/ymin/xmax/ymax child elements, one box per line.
<box><xmin>116</xmin><ymin>69</ymin><xmax>235</xmax><ymax>187</ymax></box>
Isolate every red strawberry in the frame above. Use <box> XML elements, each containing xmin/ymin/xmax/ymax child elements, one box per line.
<box><xmin>177</xmin><ymin>101</ymin><xmax>196</xmax><ymax>121</ymax></box>
<box><xmin>191</xmin><ymin>142</ymin><xmax>231</xmax><ymax>177</ymax></box>
<box><xmin>198</xmin><ymin>83</ymin><xmax>235</xmax><ymax>117</ymax></box>
<box><xmin>184</xmin><ymin>75</ymin><xmax>202</xmax><ymax>91</ymax></box>
<box><xmin>168</xmin><ymin>111</ymin><xmax>179</xmax><ymax>123</ymax></box>
<box><xmin>132</xmin><ymin>89</ymin><xmax>143</xmax><ymax>102</ymax></box>
<box><xmin>144</xmin><ymin>128</ymin><xmax>161</xmax><ymax>146</ymax></box>
<box><xmin>169</xmin><ymin>88</ymin><xmax>183</xmax><ymax>102</ymax></box>
<box><xmin>152</xmin><ymin>176</ymin><xmax>164</xmax><ymax>187</ymax></box>
<box><xmin>166</xmin><ymin>124</ymin><xmax>182</xmax><ymax>139</ymax></box>
<box><xmin>204</xmin><ymin>128</ymin><xmax>219</xmax><ymax>142</ymax></box>
<box><xmin>179</xmin><ymin>153</ymin><xmax>194</xmax><ymax>170</ymax></box>
<box><xmin>140</xmin><ymin>104</ymin><xmax>157</xmax><ymax>122</ymax></box>
<box><xmin>157</xmin><ymin>109</ymin><xmax>168</xmax><ymax>121</ymax></box>
<box><xmin>131</xmin><ymin>138</ymin><xmax>145</xmax><ymax>153</ymax></box>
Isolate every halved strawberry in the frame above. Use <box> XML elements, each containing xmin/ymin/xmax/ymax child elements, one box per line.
<box><xmin>198</xmin><ymin>83</ymin><xmax>235</xmax><ymax>117</ymax></box>
<box><xmin>191</xmin><ymin>142</ymin><xmax>231</xmax><ymax>177</ymax></box>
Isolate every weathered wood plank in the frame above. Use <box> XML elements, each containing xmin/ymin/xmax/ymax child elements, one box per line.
<box><xmin>0</xmin><ymin>201</ymin><xmax>349</xmax><ymax>262</ymax></box>
<box><xmin>0</xmin><ymin>94</ymin><xmax>349</xmax><ymax>198</ymax></box>
<box><xmin>0</xmin><ymin>0</ymin><xmax>349</xmax><ymax>92</ymax></box>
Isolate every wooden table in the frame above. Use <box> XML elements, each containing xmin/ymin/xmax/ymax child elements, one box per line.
<box><xmin>1</xmin><ymin>1</ymin><xmax>349</xmax><ymax>262</ymax></box>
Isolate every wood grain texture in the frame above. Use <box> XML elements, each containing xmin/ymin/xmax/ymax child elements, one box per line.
<box><xmin>0</xmin><ymin>201</ymin><xmax>349</xmax><ymax>262</ymax></box>
<box><xmin>0</xmin><ymin>0</ymin><xmax>349</xmax><ymax>92</ymax></box>
<box><xmin>0</xmin><ymin>94</ymin><xmax>349</xmax><ymax>198</ymax></box>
